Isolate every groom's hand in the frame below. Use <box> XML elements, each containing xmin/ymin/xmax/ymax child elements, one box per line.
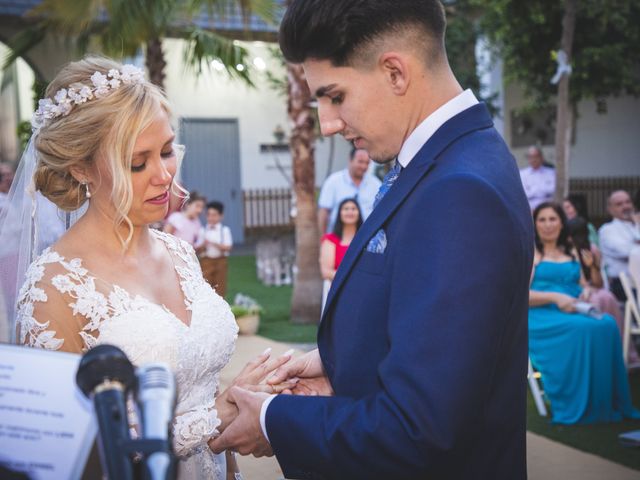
<box><xmin>216</xmin><ymin>348</ymin><xmax>298</xmax><ymax>431</ymax></box>
<box><xmin>209</xmin><ymin>386</ymin><xmax>273</xmax><ymax>457</ymax></box>
<box><xmin>268</xmin><ymin>348</ymin><xmax>334</xmax><ymax>396</ymax></box>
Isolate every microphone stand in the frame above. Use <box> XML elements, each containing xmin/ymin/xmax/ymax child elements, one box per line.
<box><xmin>76</xmin><ymin>344</ymin><xmax>175</xmax><ymax>480</ymax></box>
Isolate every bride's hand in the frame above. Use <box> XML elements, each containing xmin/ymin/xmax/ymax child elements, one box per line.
<box><xmin>267</xmin><ymin>348</ymin><xmax>334</xmax><ymax>396</ymax></box>
<box><xmin>232</xmin><ymin>347</ymin><xmax>295</xmax><ymax>388</ymax></box>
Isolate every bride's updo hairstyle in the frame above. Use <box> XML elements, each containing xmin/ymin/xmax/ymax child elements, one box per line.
<box><xmin>33</xmin><ymin>56</ymin><xmax>172</xmax><ymax>245</ymax></box>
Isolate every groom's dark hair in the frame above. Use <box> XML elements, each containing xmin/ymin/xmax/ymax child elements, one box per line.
<box><xmin>279</xmin><ymin>0</ymin><xmax>447</xmax><ymax>68</ymax></box>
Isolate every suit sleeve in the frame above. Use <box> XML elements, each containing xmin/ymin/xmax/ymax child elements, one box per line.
<box><xmin>266</xmin><ymin>174</ymin><xmax>528</xmax><ymax>479</ymax></box>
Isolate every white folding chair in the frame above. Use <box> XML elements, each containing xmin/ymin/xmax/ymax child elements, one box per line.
<box><xmin>528</xmin><ymin>357</ymin><xmax>547</xmax><ymax>416</ymax></box>
<box><xmin>619</xmin><ymin>271</ymin><xmax>640</xmax><ymax>367</ymax></box>
<box><xmin>629</xmin><ymin>246</ymin><xmax>640</xmax><ymax>300</ymax></box>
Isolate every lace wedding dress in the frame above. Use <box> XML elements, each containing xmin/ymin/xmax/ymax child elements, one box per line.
<box><xmin>15</xmin><ymin>229</ymin><xmax>238</xmax><ymax>479</ymax></box>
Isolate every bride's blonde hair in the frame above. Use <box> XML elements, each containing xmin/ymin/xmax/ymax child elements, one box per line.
<box><xmin>33</xmin><ymin>56</ymin><xmax>173</xmax><ymax>247</ymax></box>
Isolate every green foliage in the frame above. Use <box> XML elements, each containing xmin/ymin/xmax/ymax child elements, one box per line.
<box><xmin>445</xmin><ymin>1</ymin><xmax>481</xmax><ymax>95</ymax></box>
<box><xmin>183</xmin><ymin>27</ymin><xmax>254</xmax><ymax>85</ymax></box>
<box><xmin>17</xmin><ymin>121</ymin><xmax>33</xmax><ymax>152</ymax></box>
<box><xmin>475</xmin><ymin>0</ymin><xmax>640</xmax><ymax>108</ymax></box>
<box><xmin>4</xmin><ymin>0</ymin><xmax>277</xmax><ymax>86</ymax></box>
<box><xmin>445</xmin><ymin>0</ymin><xmax>499</xmax><ymax>115</ymax></box>
<box><xmin>264</xmin><ymin>45</ymin><xmax>287</xmax><ymax>98</ymax></box>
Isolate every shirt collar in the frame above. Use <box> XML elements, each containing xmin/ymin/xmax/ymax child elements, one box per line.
<box><xmin>397</xmin><ymin>89</ymin><xmax>479</xmax><ymax>168</ymax></box>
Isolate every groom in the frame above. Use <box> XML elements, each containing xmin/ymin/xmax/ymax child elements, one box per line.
<box><xmin>211</xmin><ymin>1</ymin><xmax>533</xmax><ymax>478</ymax></box>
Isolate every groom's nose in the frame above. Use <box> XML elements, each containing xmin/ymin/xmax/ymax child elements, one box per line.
<box><xmin>318</xmin><ymin>107</ymin><xmax>345</xmax><ymax>137</ymax></box>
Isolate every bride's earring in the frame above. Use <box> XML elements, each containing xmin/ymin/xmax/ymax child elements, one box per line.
<box><xmin>82</xmin><ymin>181</ymin><xmax>91</xmax><ymax>199</ymax></box>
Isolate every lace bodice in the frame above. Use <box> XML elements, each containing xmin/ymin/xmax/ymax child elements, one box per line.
<box><xmin>16</xmin><ymin>230</ymin><xmax>238</xmax><ymax>478</ymax></box>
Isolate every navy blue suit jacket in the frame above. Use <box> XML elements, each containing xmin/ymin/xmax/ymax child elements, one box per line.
<box><xmin>266</xmin><ymin>103</ymin><xmax>534</xmax><ymax>479</ymax></box>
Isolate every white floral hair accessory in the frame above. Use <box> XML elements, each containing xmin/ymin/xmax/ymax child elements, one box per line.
<box><xmin>31</xmin><ymin>64</ymin><xmax>145</xmax><ymax>131</ymax></box>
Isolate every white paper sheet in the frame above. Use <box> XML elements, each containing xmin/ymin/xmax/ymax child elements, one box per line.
<box><xmin>0</xmin><ymin>344</ymin><xmax>96</xmax><ymax>480</ymax></box>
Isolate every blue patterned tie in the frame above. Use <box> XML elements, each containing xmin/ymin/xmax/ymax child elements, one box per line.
<box><xmin>366</xmin><ymin>161</ymin><xmax>402</xmax><ymax>253</ymax></box>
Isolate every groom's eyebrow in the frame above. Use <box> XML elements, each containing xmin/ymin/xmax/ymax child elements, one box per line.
<box><xmin>315</xmin><ymin>84</ymin><xmax>338</xmax><ymax>98</ymax></box>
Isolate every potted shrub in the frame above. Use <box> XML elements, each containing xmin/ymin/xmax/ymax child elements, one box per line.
<box><xmin>231</xmin><ymin>294</ymin><xmax>262</xmax><ymax>335</ymax></box>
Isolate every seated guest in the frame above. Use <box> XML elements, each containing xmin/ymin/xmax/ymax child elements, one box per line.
<box><xmin>519</xmin><ymin>145</ymin><xmax>555</xmax><ymax>211</ymax></box>
<box><xmin>567</xmin><ymin>216</ymin><xmax>640</xmax><ymax>365</ymax></box>
<box><xmin>198</xmin><ymin>201</ymin><xmax>233</xmax><ymax>297</ymax></box>
<box><xmin>598</xmin><ymin>190</ymin><xmax>640</xmax><ymax>301</ymax></box>
<box><xmin>163</xmin><ymin>191</ymin><xmax>205</xmax><ymax>247</ymax></box>
<box><xmin>529</xmin><ymin>202</ymin><xmax>639</xmax><ymax>423</ymax></box>
<box><xmin>563</xmin><ymin>195</ymin><xmax>598</xmax><ymax>246</ymax></box>
<box><xmin>320</xmin><ymin>198</ymin><xmax>362</xmax><ymax>307</ymax></box>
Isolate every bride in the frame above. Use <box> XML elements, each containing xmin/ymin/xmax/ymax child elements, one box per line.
<box><xmin>6</xmin><ymin>56</ymin><xmax>292</xmax><ymax>479</ymax></box>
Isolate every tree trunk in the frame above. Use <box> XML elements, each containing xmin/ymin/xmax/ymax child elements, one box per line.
<box><xmin>553</xmin><ymin>0</ymin><xmax>577</xmax><ymax>201</ymax></box>
<box><xmin>145</xmin><ymin>37</ymin><xmax>167</xmax><ymax>90</ymax></box>
<box><xmin>287</xmin><ymin>62</ymin><xmax>322</xmax><ymax>324</ymax></box>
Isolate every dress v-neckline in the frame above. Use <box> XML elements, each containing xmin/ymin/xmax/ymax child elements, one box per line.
<box><xmin>47</xmin><ymin>232</ymin><xmax>194</xmax><ymax>329</ymax></box>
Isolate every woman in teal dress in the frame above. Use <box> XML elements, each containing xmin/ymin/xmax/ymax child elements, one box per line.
<box><xmin>529</xmin><ymin>202</ymin><xmax>640</xmax><ymax>424</ymax></box>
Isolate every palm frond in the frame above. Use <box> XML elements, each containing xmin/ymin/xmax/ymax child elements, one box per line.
<box><xmin>2</xmin><ymin>23</ymin><xmax>48</xmax><ymax>71</ymax></box>
<box><xmin>184</xmin><ymin>27</ymin><xmax>254</xmax><ymax>86</ymax></box>
<box><xmin>30</xmin><ymin>0</ymin><xmax>103</xmax><ymax>35</ymax></box>
<box><xmin>190</xmin><ymin>0</ymin><xmax>279</xmax><ymax>26</ymax></box>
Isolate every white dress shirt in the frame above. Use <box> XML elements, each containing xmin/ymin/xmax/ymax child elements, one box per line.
<box><xmin>260</xmin><ymin>89</ymin><xmax>480</xmax><ymax>442</ymax></box>
<box><xmin>200</xmin><ymin>223</ymin><xmax>233</xmax><ymax>258</ymax></box>
<box><xmin>598</xmin><ymin>218</ymin><xmax>640</xmax><ymax>278</ymax></box>
<box><xmin>519</xmin><ymin>166</ymin><xmax>556</xmax><ymax>210</ymax></box>
<box><xmin>397</xmin><ymin>89</ymin><xmax>478</xmax><ymax>169</ymax></box>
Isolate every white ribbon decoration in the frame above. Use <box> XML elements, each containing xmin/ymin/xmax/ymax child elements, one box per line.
<box><xmin>550</xmin><ymin>50</ymin><xmax>572</xmax><ymax>85</ymax></box>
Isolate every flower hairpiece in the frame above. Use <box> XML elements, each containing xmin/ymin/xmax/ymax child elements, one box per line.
<box><xmin>31</xmin><ymin>64</ymin><xmax>145</xmax><ymax>131</ymax></box>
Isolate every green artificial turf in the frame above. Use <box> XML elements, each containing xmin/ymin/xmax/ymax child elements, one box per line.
<box><xmin>527</xmin><ymin>370</ymin><xmax>640</xmax><ymax>471</ymax></box>
<box><xmin>226</xmin><ymin>255</ymin><xmax>318</xmax><ymax>344</ymax></box>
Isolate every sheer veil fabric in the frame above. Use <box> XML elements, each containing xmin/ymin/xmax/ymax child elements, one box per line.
<box><xmin>0</xmin><ymin>135</ymin><xmax>83</xmax><ymax>342</ymax></box>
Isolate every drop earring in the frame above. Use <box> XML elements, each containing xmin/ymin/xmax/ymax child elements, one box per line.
<box><xmin>83</xmin><ymin>181</ymin><xmax>91</xmax><ymax>199</ymax></box>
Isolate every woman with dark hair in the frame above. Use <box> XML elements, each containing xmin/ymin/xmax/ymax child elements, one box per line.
<box><xmin>529</xmin><ymin>202</ymin><xmax>639</xmax><ymax>424</ymax></box>
<box><xmin>320</xmin><ymin>198</ymin><xmax>362</xmax><ymax>307</ymax></box>
<box><xmin>320</xmin><ymin>198</ymin><xmax>362</xmax><ymax>281</ymax></box>
<box><xmin>562</xmin><ymin>196</ymin><xmax>598</xmax><ymax>246</ymax></box>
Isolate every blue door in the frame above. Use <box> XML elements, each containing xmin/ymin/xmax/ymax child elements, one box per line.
<box><xmin>180</xmin><ymin>118</ymin><xmax>244</xmax><ymax>243</ymax></box>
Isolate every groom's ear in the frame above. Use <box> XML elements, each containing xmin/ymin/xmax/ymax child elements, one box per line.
<box><xmin>379</xmin><ymin>52</ymin><xmax>411</xmax><ymax>96</ymax></box>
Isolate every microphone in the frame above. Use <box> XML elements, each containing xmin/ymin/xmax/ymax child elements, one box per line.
<box><xmin>137</xmin><ymin>364</ymin><xmax>176</xmax><ymax>480</ymax></box>
<box><xmin>76</xmin><ymin>344</ymin><xmax>137</xmax><ymax>480</ymax></box>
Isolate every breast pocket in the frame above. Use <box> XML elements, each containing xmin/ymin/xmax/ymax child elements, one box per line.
<box><xmin>355</xmin><ymin>250</ymin><xmax>387</xmax><ymax>276</ymax></box>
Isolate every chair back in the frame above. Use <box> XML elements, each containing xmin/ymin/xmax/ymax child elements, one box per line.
<box><xmin>620</xmin><ymin>271</ymin><xmax>640</xmax><ymax>366</ymax></box>
<box><xmin>629</xmin><ymin>246</ymin><xmax>640</xmax><ymax>303</ymax></box>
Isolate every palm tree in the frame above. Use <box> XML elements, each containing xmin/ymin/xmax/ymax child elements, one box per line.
<box><xmin>4</xmin><ymin>0</ymin><xmax>277</xmax><ymax>89</ymax></box>
<box><xmin>287</xmin><ymin>62</ymin><xmax>322</xmax><ymax>324</ymax></box>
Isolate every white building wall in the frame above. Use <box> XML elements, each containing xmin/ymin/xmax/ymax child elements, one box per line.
<box><xmin>163</xmin><ymin>39</ymin><xmax>352</xmax><ymax>190</ymax></box>
<box><xmin>503</xmin><ymin>82</ymin><xmax>640</xmax><ymax>178</ymax></box>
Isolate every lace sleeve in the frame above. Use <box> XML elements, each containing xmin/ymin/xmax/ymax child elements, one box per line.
<box><xmin>16</xmin><ymin>253</ymin><xmax>88</xmax><ymax>353</ymax></box>
<box><xmin>172</xmin><ymin>403</ymin><xmax>221</xmax><ymax>459</ymax></box>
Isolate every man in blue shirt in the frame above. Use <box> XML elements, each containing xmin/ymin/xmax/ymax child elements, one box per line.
<box><xmin>317</xmin><ymin>147</ymin><xmax>381</xmax><ymax>233</ymax></box>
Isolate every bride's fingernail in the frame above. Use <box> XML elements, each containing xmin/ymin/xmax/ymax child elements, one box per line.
<box><xmin>282</xmin><ymin>348</ymin><xmax>295</xmax><ymax>357</ymax></box>
<box><xmin>262</xmin><ymin>347</ymin><xmax>272</xmax><ymax>356</ymax></box>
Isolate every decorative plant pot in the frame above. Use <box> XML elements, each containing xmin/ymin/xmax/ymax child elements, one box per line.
<box><xmin>236</xmin><ymin>314</ymin><xmax>260</xmax><ymax>335</ymax></box>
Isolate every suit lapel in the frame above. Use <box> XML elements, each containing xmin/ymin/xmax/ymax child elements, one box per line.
<box><xmin>320</xmin><ymin>103</ymin><xmax>494</xmax><ymax>324</ymax></box>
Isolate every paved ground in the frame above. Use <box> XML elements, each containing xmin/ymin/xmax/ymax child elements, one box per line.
<box><xmin>220</xmin><ymin>335</ymin><xmax>640</xmax><ymax>480</ymax></box>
